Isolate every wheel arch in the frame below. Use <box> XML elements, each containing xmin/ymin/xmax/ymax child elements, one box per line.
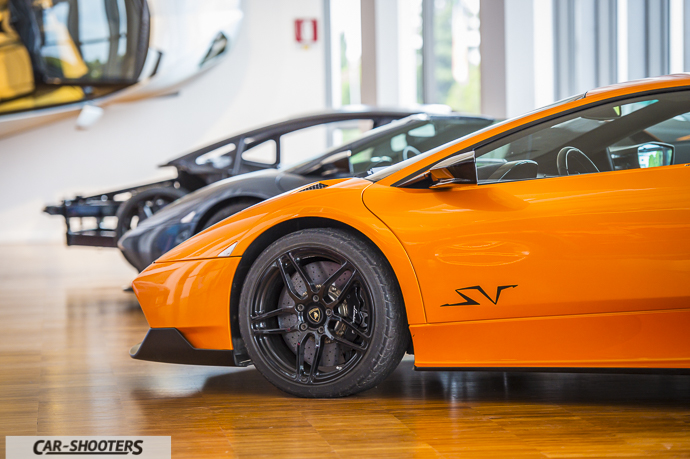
<box><xmin>229</xmin><ymin>216</ymin><xmax>423</xmax><ymax>358</ymax></box>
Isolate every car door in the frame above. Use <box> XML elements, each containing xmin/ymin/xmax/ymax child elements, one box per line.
<box><xmin>363</xmin><ymin>90</ymin><xmax>690</xmax><ymax>367</ymax></box>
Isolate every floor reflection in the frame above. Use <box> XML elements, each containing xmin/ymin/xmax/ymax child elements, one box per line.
<box><xmin>130</xmin><ymin>359</ymin><xmax>690</xmax><ymax>408</ymax></box>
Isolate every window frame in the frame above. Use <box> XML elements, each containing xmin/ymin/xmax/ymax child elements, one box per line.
<box><xmin>33</xmin><ymin>0</ymin><xmax>150</xmax><ymax>86</ymax></box>
<box><xmin>474</xmin><ymin>92</ymin><xmax>690</xmax><ymax>183</ymax></box>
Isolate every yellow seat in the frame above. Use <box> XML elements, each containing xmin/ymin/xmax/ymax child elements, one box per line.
<box><xmin>0</xmin><ymin>85</ymin><xmax>84</xmax><ymax>113</ymax></box>
<box><xmin>0</xmin><ymin>3</ymin><xmax>35</xmax><ymax>101</ymax></box>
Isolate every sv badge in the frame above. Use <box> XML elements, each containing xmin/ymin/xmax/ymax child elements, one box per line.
<box><xmin>442</xmin><ymin>285</ymin><xmax>517</xmax><ymax>307</ymax></box>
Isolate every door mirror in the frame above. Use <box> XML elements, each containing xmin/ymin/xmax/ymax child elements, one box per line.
<box><xmin>399</xmin><ymin>151</ymin><xmax>477</xmax><ymax>188</ymax></box>
<box><xmin>428</xmin><ymin>151</ymin><xmax>478</xmax><ymax>187</ymax></box>
<box><xmin>609</xmin><ymin>141</ymin><xmax>675</xmax><ymax>170</ymax></box>
<box><xmin>637</xmin><ymin>142</ymin><xmax>674</xmax><ymax>168</ymax></box>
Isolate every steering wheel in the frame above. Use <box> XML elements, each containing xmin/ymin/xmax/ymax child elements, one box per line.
<box><xmin>557</xmin><ymin>147</ymin><xmax>600</xmax><ymax>175</ymax></box>
<box><xmin>402</xmin><ymin>145</ymin><xmax>421</xmax><ymax>160</ymax></box>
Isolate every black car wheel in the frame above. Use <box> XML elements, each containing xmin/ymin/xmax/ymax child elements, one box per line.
<box><xmin>239</xmin><ymin>228</ymin><xmax>409</xmax><ymax>398</ymax></box>
<box><xmin>115</xmin><ymin>187</ymin><xmax>186</xmax><ymax>241</ymax></box>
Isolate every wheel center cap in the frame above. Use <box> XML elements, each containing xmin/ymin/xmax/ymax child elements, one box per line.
<box><xmin>306</xmin><ymin>305</ymin><xmax>324</xmax><ymax>325</ymax></box>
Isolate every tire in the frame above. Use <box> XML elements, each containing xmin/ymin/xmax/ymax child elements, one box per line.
<box><xmin>239</xmin><ymin>228</ymin><xmax>409</xmax><ymax>398</ymax></box>
<box><xmin>201</xmin><ymin>199</ymin><xmax>261</xmax><ymax>231</ymax></box>
<box><xmin>115</xmin><ymin>187</ymin><xmax>186</xmax><ymax>241</ymax></box>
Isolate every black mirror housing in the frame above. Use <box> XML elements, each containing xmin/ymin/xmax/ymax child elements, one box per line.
<box><xmin>399</xmin><ymin>151</ymin><xmax>477</xmax><ymax>188</ymax></box>
<box><xmin>428</xmin><ymin>151</ymin><xmax>478</xmax><ymax>187</ymax></box>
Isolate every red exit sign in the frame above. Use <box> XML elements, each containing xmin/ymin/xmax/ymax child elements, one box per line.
<box><xmin>295</xmin><ymin>18</ymin><xmax>318</xmax><ymax>45</ymax></box>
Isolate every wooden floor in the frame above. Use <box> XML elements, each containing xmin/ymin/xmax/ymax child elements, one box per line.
<box><xmin>1</xmin><ymin>244</ymin><xmax>689</xmax><ymax>458</ymax></box>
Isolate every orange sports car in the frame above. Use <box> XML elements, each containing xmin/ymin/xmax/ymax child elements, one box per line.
<box><xmin>131</xmin><ymin>74</ymin><xmax>690</xmax><ymax>397</ymax></box>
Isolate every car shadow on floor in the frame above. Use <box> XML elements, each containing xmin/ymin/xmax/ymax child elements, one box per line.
<box><xmin>183</xmin><ymin>359</ymin><xmax>690</xmax><ymax>408</ymax></box>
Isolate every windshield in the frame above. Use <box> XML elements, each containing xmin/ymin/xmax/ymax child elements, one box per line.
<box><xmin>289</xmin><ymin>115</ymin><xmax>494</xmax><ymax>178</ymax></box>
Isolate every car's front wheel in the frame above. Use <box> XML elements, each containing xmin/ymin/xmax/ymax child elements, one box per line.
<box><xmin>239</xmin><ymin>228</ymin><xmax>408</xmax><ymax>398</ymax></box>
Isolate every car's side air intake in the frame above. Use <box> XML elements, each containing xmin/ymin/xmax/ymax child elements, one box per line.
<box><xmin>299</xmin><ymin>182</ymin><xmax>328</xmax><ymax>192</ymax></box>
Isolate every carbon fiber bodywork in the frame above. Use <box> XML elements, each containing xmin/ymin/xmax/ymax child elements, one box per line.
<box><xmin>44</xmin><ymin>108</ymin><xmax>422</xmax><ymax>248</ymax></box>
<box><xmin>118</xmin><ymin>113</ymin><xmax>495</xmax><ymax>271</ymax></box>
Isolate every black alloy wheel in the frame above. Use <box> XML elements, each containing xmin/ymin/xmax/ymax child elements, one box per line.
<box><xmin>239</xmin><ymin>228</ymin><xmax>408</xmax><ymax>398</ymax></box>
<box><xmin>115</xmin><ymin>187</ymin><xmax>186</xmax><ymax>241</ymax></box>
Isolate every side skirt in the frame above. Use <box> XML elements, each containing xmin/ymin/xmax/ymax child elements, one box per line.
<box><xmin>414</xmin><ymin>366</ymin><xmax>690</xmax><ymax>375</ymax></box>
<box><xmin>130</xmin><ymin>328</ymin><xmax>251</xmax><ymax>367</ymax></box>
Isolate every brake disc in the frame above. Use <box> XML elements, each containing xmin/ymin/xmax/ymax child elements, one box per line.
<box><xmin>277</xmin><ymin>260</ymin><xmax>351</xmax><ymax>367</ymax></box>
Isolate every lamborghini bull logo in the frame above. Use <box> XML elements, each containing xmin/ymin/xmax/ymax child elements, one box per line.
<box><xmin>308</xmin><ymin>307</ymin><xmax>322</xmax><ymax>322</ymax></box>
<box><xmin>442</xmin><ymin>285</ymin><xmax>518</xmax><ymax>307</ymax></box>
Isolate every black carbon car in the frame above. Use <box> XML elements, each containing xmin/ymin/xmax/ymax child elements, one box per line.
<box><xmin>118</xmin><ymin>113</ymin><xmax>495</xmax><ymax>271</ymax></box>
<box><xmin>44</xmin><ymin>108</ymin><xmax>423</xmax><ymax>248</ymax></box>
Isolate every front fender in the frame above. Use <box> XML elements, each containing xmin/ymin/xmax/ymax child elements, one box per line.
<box><xmin>154</xmin><ymin>178</ymin><xmax>426</xmax><ymax>328</ymax></box>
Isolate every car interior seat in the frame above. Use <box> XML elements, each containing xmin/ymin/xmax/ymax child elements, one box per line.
<box><xmin>0</xmin><ymin>0</ymin><xmax>35</xmax><ymax>102</ymax></box>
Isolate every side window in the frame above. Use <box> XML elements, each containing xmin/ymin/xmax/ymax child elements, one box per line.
<box><xmin>34</xmin><ymin>0</ymin><xmax>147</xmax><ymax>84</ymax></box>
<box><xmin>242</xmin><ymin>139</ymin><xmax>277</xmax><ymax>165</ymax></box>
<box><xmin>349</xmin><ymin>119</ymin><xmax>494</xmax><ymax>175</ymax></box>
<box><xmin>349</xmin><ymin>132</ymin><xmax>409</xmax><ymax>175</ymax></box>
<box><xmin>331</xmin><ymin>119</ymin><xmax>374</xmax><ymax>146</ymax></box>
<box><xmin>280</xmin><ymin>120</ymin><xmax>373</xmax><ymax>167</ymax></box>
<box><xmin>195</xmin><ymin>142</ymin><xmax>237</xmax><ymax>169</ymax></box>
<box><xmin>476</xmin><ymin>92</ymin><xmax>690</xmax><ymax>183</ymax></box>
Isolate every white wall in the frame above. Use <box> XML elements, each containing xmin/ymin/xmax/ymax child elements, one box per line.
<box><xmin>0</xmin><ymin>0</ymin><xmax>326</xmax><ymax>243</ymax></box>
